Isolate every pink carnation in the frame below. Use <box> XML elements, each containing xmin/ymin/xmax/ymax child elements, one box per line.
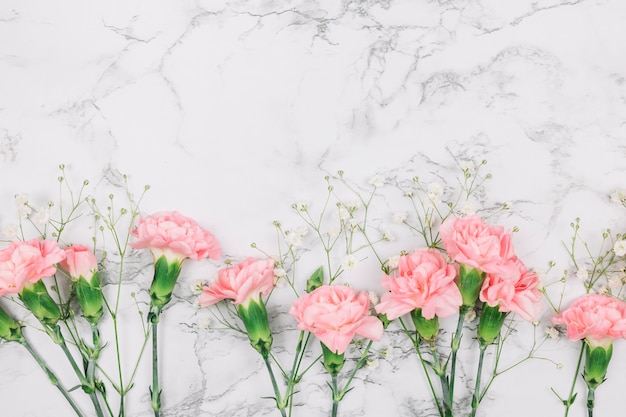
<box><xmin>130</xmin><ymin>211</ymin><xmax>221</xmax><ymax>261</ymax></box>
<box><xmin>552</xmin><ymin>294</ymin><xmax>626</xmax><ymax>348</ymax></box>
<box><xmin>479</xmin><ymin>258</ymin><xmax>542</xmax><ymax>321</ymax></box>
<box><xmin>290</xmin><ymin>285</ymin><xmax>383</xmax><ymax>354</ymax></box>
<box><xmin>0</xmin><ymin>238</ymin><xmax>66</xmax><ymax>296</ymax></box>
<box><xmin>199</xmin><ymin>257</ymin><xmax>275</xmax><ymax>307</ymax></box>
<box><xmin>375</xmin><ymin>249</ymin><xmax>461</xmax><ymax>320</ymax></box>
<box><xmin>60</xmin><ymin>244</ymin><xmax>98</xmax><ymax>280</ymax></box>
<box><xmin>439</xmin><ymin>215</ymin><xmax>517</xmax><ymax>278</ymax></box>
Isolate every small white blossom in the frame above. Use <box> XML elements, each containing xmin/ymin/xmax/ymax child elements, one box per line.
<box><xmin>459</xmin><ymin>160</ymin><xmax>476</xmax><ymax>175</ymax></box>
<box><xmin>15</xmin><ymin>193</ymin><xmax>31</xmax><ymax>218</ymax></box>
<box><xmin>382</xmin><ymin>228</ymin><xmax>395</xmax><ymax>241</ymax></box>
<box><xmin>464</xmin><ymin>308</ymin><xmax>477</xmax><ymax>322</ymax></box>
<box><xmin>14</xmin><ymin>193</ymin><xmax>29</xmax><ymax>207</ymax></box>
<box><xmin>387</xmin><ymin>255</ymin><xmax>401</xmax><ymax>270</ymax></box>
<box><xmin>610</xmin><ymin>190</ymin><xmax>626</xmax><ymax>204</ymax></box>
<box><xmin>608</xmin><ymin>275</ymin><xmax>624</xmax><ymax>290</ymax></box>
<box><xmin>345</xmin><ymin>201</ymin><xmax>361</xmax><ymax>212</ymax></box>
<box><xmin>368</xmin><ymin>175</ymin><xmax>385</xmax><ymax>188</ymax></box>
<box><xmin>335</xmin><ymin>206</ymin><xmax>351</xmax><ymax>221</ymax></box>
<box><xmin>545</xmin><ymin>326</ymin><xmax>559</xmax><ymax>339</ymax></box>
<box><xmin>366</xmin><ymin>358</ymin><xmax>379</xmax><ymax>371</ymax></box>
<box><xmin>190</xmin><ymin>279</ymin><xmax>208</xmax><ymax>292</ymax></box>
<box><xmin>274</xmin><ymin>268</ymin><xmax>287</xmax><ymax>279</ymax></box>
<box><xmin>383</xmin><ymin>346</ymin><xmax>394</xmax><ymax>361</ymax></box>
<box><xmin>348</xmin><ymin>218</ymin><xmax>360</xmax><ymax>230</ymax></box>
<box><xmin>614</xmin><ymin>240</ymin><xmax>626</xmax><ymax>257</ymax></box>
<box><xmin>33</xmin><ymin>207</ymin><xmax>50</xmax><ymax>226</ymax></box>
<box><xmin>368</xmin><ymin>291</ymin><xmax>379</xmax><ymax>305</ymax></box>
<box><xmin>342</xmin><ymin>254</ymin><xmax>359</xmax><ymax>270</ymax></box>
<box><xmin>556</xmin><ymin>363</ymin><xmax>563</xmax><ymax>370</ymax></box>
<box><xmin>427</xmin><ymin>182</ymin><xmax>443</xmax><ymax>200</ymax></box>
<box><xmin>460</xmin><ymin>202</ymin><xmax>476</xmax><ymax>216</ymax></box>
<box><xmin>328</xmin><ymin>224</ymin><xmax>340</xmax><ymax>239</ymax></box>
<box><xmin>285</xmin><ymin>232</ymin><xmax>303</xmax><ymax>248</ymax></box>
<box><xmin>198</xmin><ymin>318</ymin><xmax>211</xmax><ymax>330</ymax></box>
<box><xmin>392</xmin><ymin>211</ymin><xmax>408</xmax><ymax>224</ymax></box>
<box><xmin>576</xmin><ymin>266</ymin><xmax>589</xmax><ymax>282</ymax></box>
<box><xmin>2</xmin><ymin>224</ymin><xmax>18</xmax><ymax>239</ymax></box>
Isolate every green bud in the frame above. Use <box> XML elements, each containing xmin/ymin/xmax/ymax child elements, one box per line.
<box><xmin>149</xmin><ymin>255</ymin><xmax>183</xmax><ymax>311</ymax></box>
<box><xmin>0</xmin><ymin>305</ymin><xmax>24</xmax><ymax>342</ymax></box>
<box><xmin>19</xmin><ymin>280</ymin><xmax>61</xmax><ymax>327</ymax></box>
<box><xmin>321</xmin><ymin>342</ymin><xmax>345</xmax><ymax>377</ymax></box>
<box><xmin>458</xmin><ymin>265</ymin><xmax>486</xmax><ymax>307</ymax></box>
<box><xmin>74</xmin><ymin>273</ymin><xmax>103</xmax><ymax>326</ymax></box>
<box><xmin>411</xmin><ymin>308</ymin><xmax>439</xmax><ymax>342</ymax></box>
<box><xmin>477</xmin><ymin>304</ymin><xmax>507</xmax><ymax>346</ymax></box>
<box><xmin>584</xmin><ymin>342</ymin><xmax>613</xmax><ymax>390</ymax></box>
<box><xmin>237</xmin><ymin>297</ymin><xmax>273</xmax><ymax>359</ymax></box>
<box><xmin>306</xmin><ymin>266</ymin><xmax>324</xmax><ymax>293</ymax></box>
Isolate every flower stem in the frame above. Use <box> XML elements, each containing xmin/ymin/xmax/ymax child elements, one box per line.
<box><xmin>564</xmin><ymin>343</ymin><xmax>585</xmax><ymax>417</ymax></box>
<box><xmin>150</xmin><ymin>309</ymin><xmax>161</xmax><ymax>417</ymax></box>
<box><xmin>449</xmin><ymin>305</ymin><xmax>468</xmax><ymax>409</ymax></box>
<box><xmin>21</xmin><ymin>338</ymin><xmax>86</xmax><ymax>417</ymax></box>
<box><xmin>587</xmin><ymin>387</ymin><xmax>595</xmax><ymax>417</ymax></box>
<box><xmin>331</xmin><ymin>374</ymin><xmax>339</xmax><ymax>417</ymax></box>
<box><xmin>470</xmin><ymin>344</ymin><xmax>487</xmax><ymax>417</ymax></box>
<box><xmin>263</xmin><ymin>357</ymin><xmax>287</xmax><ymax>417</ymax></box>
<box><xmin>429</xmin><ymin>342</ymin><xmax>452</xmax><ymax>417</ymax></box>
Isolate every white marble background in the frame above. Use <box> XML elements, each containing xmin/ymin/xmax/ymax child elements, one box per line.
<box><xmin>1</xmin><ymin>0</ymin><xmax>626</xmax><ymax>416</ymax></box>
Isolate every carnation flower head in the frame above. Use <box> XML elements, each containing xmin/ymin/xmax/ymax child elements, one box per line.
<box><xmin>130</xmin><ymin>211</ymin><xmax>221</xmax><ymax>262</ymax></box>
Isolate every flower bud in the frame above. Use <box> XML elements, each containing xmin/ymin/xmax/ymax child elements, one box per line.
<box><xmin>458</xmin><ymin>264</ymin><xmax>486</xmax><ymax>307</ymax></box>
<box><xmin>321</xmin><ymin>342</ymin><xmax>345</xmax><ymax>377</ymax></box>
<box><xmin>149</xmin><ymin>255</ymin><xmax>183</xmax><ymax>311</ymax></box>
<box><xmin>19</xmin><ymin>280</ymin><xmax>61</xmax><ymax>327</ymax></box>
<box><xmin>237</xmin><ymin>297</ymin><xmax>273</xmax><ymax>359</ymax></box>
<box><xmin>477</xmin><ymin>304</ymin><xmax>507</xmax><ymax>346</ymax></box>
<box><xmin>583</xmin><ymin>342</ymin><xmax>613</xmax><ymax>389</ymax></box>
<box><xmin>0</xmin><ymin>305</ymin><xmax>23</xmax><ymax>342</ymax></box>
<box><xmin>74</xmin><ymin>273</ymin><xmax>103</xmax><ymax>326</ymax></box>
<box><xmin>411</xmin><ymin>308</ymin><xmax>439</xmax><ymax>341</ymax></box>
<box><xmin>305</xmin><ymin>266</ymin><xmax>324</xmax><ymax>293</ymax></box>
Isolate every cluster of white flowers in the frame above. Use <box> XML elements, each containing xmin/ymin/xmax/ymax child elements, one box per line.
<box><xmin>459</xmin><ymin>160</ymin><xmax>476</xmax><ymax>175</ymax></box>
<box><xmin>544</xmin><ymin>326</ymin><xmax>560</xmax><ymax>339</ymax></box>
<box><xmin>284</xmin><ymin>227</ymin><xmax>309</xmax><ymax>248</ymax></box>
<box><xmin>392</xmin><ymin>211</ymin><xmax>408</xmax><ymax>224</ymax></box>
<box><xmin>610</xmin><ymin>190</ymin><xmax>626</xmax><ymax>205</ymax></box>
<box><xmin>342</xmin><ymin>254</ymin><xmax>359</xmax><ymax>270</ymax></box>
<box><xmin>368</xmin><ymin>175</ymin><xmax>385</xmax><ymax>188</ymax></box>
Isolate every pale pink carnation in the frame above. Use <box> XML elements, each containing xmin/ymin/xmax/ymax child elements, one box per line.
<box><xmin>479</xmin><ymin>258</ymin><xmax>542</xmax><ymax>321</ymax></box>
<box><xmin>199</xmin><ymin>257</ymin><xmax>275</xmax><ymax>307</ymax></box>
<box><xmin>375</xmin><ymin>249</ymin><xmax>461</xmax><ymax>320</ymax></box>
<box><xmin>130</xmin><ymin>211</ymin><xmax>221</xmax><ymax>261</ymax></box>
<box><xmin>0</xmin><ymin>238</ymin><xmax>65</xmax><ymax>296</ymax></box>
<box><xmin>552</xmin><ymin>294</ymin><xmax>626</xmax><ymax>348</ymax></box>
<box><xmin>290</xmin><ymin>285</ymin><xmax>383</xmax><ymax>354</ymax></box>
<box><xmin>60</xmin><ymin>245</ymin><xmax>98</xmax><ymax>280</ymax></box>
<box><xmin>439</xmin><ymin>215</ymin><xmax>517</xmax><ymax>278</ymax></box>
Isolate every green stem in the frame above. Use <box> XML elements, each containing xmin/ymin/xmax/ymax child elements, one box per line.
<box><xmin>587</xmin><ymin>387</ymin><xmax>595</xmax><ymax>417</ymax></box>
<box><xmin>564</xmin><ymin>344</ymin><xmax>585</xmax><ymax>417</ymax></box>
<box><xmin>21</xmin><ymin>339</ymin><xmax>86</xmax><ymax>417</ymax></box>
<box><xmin>286</xmin><ymin>331</ymin><xmax>306</xmax><ymax>417</ymax></box>
<box><xmin>449</xmin><ymin>305</ymin><xmax>468</xmax><ymax>409</ymax></box>
<box><xmin>470</xmin><ymin>345</ymin><xmax>487</xmax><ymax>417</ymax></box>
<box><xmin>429</xmin><ymin>342</ymin><xmax>452</xmax><ymax>417</ymax></box>
<box><xmin>331</xmin><ymin>374</ymin><xmax>339</xmax><ymax>417</ymax></box>
<box><xmin>150</xmin><ymin>310</ymin><xmax>161</xmax><ymax>417</ymax></box>
<box><xmin>263</xmin><ymin>357</ymin><xmax>287</xmax><ymax>417</ymax></box>
<box><xmin>338</xmin><ymin>340</ymin><xmax>374</xmax><ymax>396</ymax></box>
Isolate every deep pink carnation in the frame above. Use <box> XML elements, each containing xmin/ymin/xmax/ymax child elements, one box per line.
<box><xmin>552</xmin><ymin>294</ymin><xmax>626</xmax><ymax>348</ymax></box>
<box><xmin>290</xmin><ymin>285</ymin><xmax>383</xmax><ymax>354</ymax></box>
<box><xmin>0</xmin><ymin>238</ymin><xmax>65</xmax><ymax>296</ymax></box>
<box><xmin>375</xmin><ymin>249</ymin><xmax>461</xmax><ymax>320</ymax></box>
<box><xmin>199</xmin><ymin>257</ymin><xmax>275</xmax><ymax>307</ymax></box>
<box><xmin>439</xmin><ymin>215</ymin><xmax>517</xmax><ymax>278</ymax></box>
<box><xmin>130</xmin><ymin>211</ymin><xmax>221</xmax><ymax>261</ymax></box>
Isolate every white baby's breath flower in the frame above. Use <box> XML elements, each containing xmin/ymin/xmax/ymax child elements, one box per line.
<box><xmin>545</xmin><ymin>326</ymin><xmax>560</xmax><ymax>339</ymax></box>
<box><xmin>274</xmin><ymin>268</ymin><xmax>287</xmax><ymax>279</ymax></box>
<box><xmin>14</xmin><ymin>193</ymin><xmax>29</xmax><ymax>207</ymax></box>
<box><xmin>383</xmin><ymin>346</ymin><xmax>394</xmax><ymax>361</ymax></box>
<box><xmin>368</xmin><ymin>175</ymin><xmax>385</xmax><ymax>188</ymax></box>
<box><xmin>392</xmin><ymin>211</ymin><xmax>408</xmax><ymax>224</ymax></box>
<box><xmin>336</xmin><ymin>206</ymin><xmax>351</xmax><ymax>221</ymax></box>
<box><xmin>382</xmin><ymin>228</ymin><xmax>395</xmax><ymax>241</ymax></box>
<box><xmin>348</xmin><ymin>218</ymin><xmax>360</xmax><ymax>230</ymax></box>
<box><xmin>368</xmin><ymin>291</ymin><xmax>379</xmax><ymax>305</ymax></box>
<box><xmin>198</xmin><ymin>318</ymin><xmax>211</xmax><ymax>330</ymax></box>
<box><xmin>464</xmin><ymin>308</ymin><xmax>477</xmax><ymax>322</ymax></box>
<box><xmin>15</xmin><ymin>193</ymin><xmax>32</xmax><ymax>218</ymax></box>
<box><xmin>459</xmin><ymin>160</ymin><xmax>476</xmax><ymax>175</ymax></box>
<box><xmin>345</xmin><ymin>201</ymin><xmax>361</xmax><ymax>212</ymax></box>
<box><xmin>427</xmin><ymin>182</ymin><xmax>443</xmax><ymax>200</ymax></box>
<box><xmin>576</xmin><ymin>266</ymin><xmax>589</xmax><ymax>282</ymax></box>
<box><xmin>387</xmin><ymin>255</ymin><xmax>401</xmax><ymax>270</ymax></box>
<box><xmin>460</xmin><ymin>202</ymin><xmax>476</xmax><ymax>216</ymax></box>
<box><xmin>366</xmin><ymin>358</ymin><xmax>379</xmax><ymax>371</ymax></box>
<box><xmin>33</xmin><ymin>207</ymin><xmax>50</xmax><ymax>226</ymax></box>
<box><xmin>556</xmin><ymin>363</ymin><xmax>563</xmax><ymax>370</ymax></box>
<box><xmin>608</xmin><ymin>275</ymin><xmax>624</xmax><ymax>290</ymax></box>
<box><xmin>2</xmin><ymin>224</ymin><xmax>18</xmax><ymax>239</ymax></box>
<box><xmin>610</xmin><ymin>190</ymin><xmax>626</xmax><ymax>204</ymax></box>
<box><xmin>614</xmin><ymin>240</ymin><xmax>626</xmax><ymax>257</ymax></box>
<box><xmin>328</xmin><ymin>224</ymin><xmax>340</xmax><ymax>239</ymax></box>
<box><xmin>285</xmin><ymin>230</ymin><xmax>304</xmax><ymax>247</ymax></box>
<box><xmin>342</xmin><ymin>254</ymin><xmax>359</xmax><ymax>270</ymax></box>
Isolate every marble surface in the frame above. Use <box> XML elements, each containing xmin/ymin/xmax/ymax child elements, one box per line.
<box><xmin>1</xmin><ymin>1</ymin><xmax>626</xmax><ymax>416</ymax></box>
